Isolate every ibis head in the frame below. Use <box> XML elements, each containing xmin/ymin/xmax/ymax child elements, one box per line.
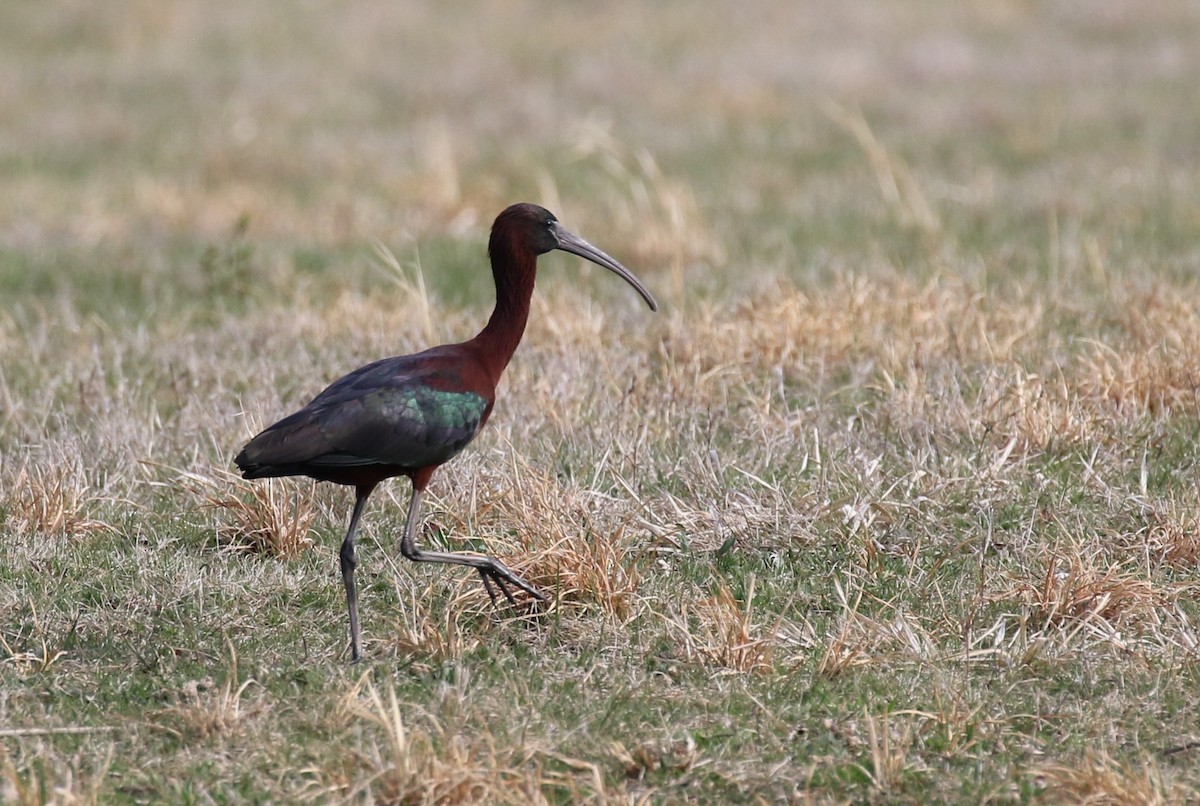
<box><xmin>490</xmin><ymin>203</ymin><xmax>658</xmax><ymax>312</ymax></box>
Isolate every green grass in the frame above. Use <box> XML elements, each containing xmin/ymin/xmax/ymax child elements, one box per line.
<box><xmin>5</xmin><ymin>1</ymin><xmax>1200</xmax><ymax>803</ymax></box>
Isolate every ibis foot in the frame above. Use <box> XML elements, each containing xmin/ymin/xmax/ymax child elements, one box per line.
<box><xmin>478</xmin><ymin>562</ymin><xmax>544</xmax><ymax>607</ymax></box>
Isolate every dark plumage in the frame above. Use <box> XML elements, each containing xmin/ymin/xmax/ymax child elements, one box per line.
<box><xmin>236</xmin><ymin>203</ymin><xmax>657</xmax><ymax>661</ymax></box>
<box><xmin>238</xmin><ymin>350</ymin><xmax>490</xmax><ymax>482</ymax></box>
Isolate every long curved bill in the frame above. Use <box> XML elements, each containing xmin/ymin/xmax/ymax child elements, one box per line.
<box><xmin>552</xmin><ymin>224</ymin><xmax>659</xmax><ymax>312</ymax></box>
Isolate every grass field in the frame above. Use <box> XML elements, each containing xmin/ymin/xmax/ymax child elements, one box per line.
<box><xmin>4</xmin><ymin>1</ymin><xmax>1200</xmax><ymax>802</ymax></box>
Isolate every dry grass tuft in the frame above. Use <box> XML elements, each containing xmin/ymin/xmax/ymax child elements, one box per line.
<box><xmin>178</xmin><ymin>466</ymin><xmax>317</xmax><ymax>557</ymax></box>
<box><xmin>640</xmin><ymin>488</ymin><xmax>791</xmax><ymax>553</ymax></box>
<box><xmin>439</xmin><ymin>454</ymin><xmax>643</xmax><ymax>619</ymax></box>
<box><xmin>854</xmin><ymin>709</ymin><xmax>919</xmax><ymax>795</ymax></box>
<box><xmin>382</xmin><ymin>578</ymin><xmax>480</xmax><ymax>666</ymax></box>
<box><xmin>977</xmin><ymin>366</ymin><xmax>1094</xmax><ymax>450</ymax></box>
<box><xmin>1005</xmin><ymin>548</ymin><xmax>1167</xmax><ymax>635</ymax></box>
<box><xmin>1142</xmin><ymin>496</ymin><xmax>1200</xmax><ymax>568</ymax></box>
<box><xmin>1076</xmin><ymin>291</ymin><xmax>1200</xmax><ymax>417</ymax></box>
<box><xmin>341</xmin><ymin>677</ymin><xmax>594</xmax><ymax>805</ymax></box>
<box><xmin>2</xmin><ymin>463</ymin><xmax>110</xmax><ymax>539</ymax></box>
<box><xmin>1076</xmin><ymin>341</ymin><xmax>1200</xmax><ymax>418</ymax></box>
<box><xmin>154</xmin><ymin>643</ymin><xmax>261</xmax><ymax>743</ymax></box>
<box><xmin>529</xmin><ymin>524</ymin><xmax>642</xmax><ymax>620</ymax></box>
<box><xmin>0</xmin><ymin>744</ymin><xmax>113</xmax><ymax>806</ymax></box>
<box><xmin>0</xmin><ymin>610</ymin><xmax>67</xmax><ymax>677</ymax></box>
<box><xmin>1031</xmin><ymin>750</ymin><xmax>1182</xmax><ymax>806</ymax></box>
<box><xmin>812</xmin><ymin>579</ymin><xmax>908</xmax><ymax>678</ymax></box>
<box><xmin>665</xmin><ymin>576</ymin><xmax>777</xmax><ymax>674</ymax></box>
<box><xmin>609</xmin><ymin>734</ymin><xmax>699</xmax><ymax>781</ymax></box>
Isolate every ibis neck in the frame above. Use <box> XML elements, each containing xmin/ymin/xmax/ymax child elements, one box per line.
<box><xmin>471</xmin><ymin>246</ymin><xmax>536</xmax><ymax>381</ymax></box>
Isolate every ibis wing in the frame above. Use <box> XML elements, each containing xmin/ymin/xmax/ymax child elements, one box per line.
<box><xmin>237</xmin><ymin>356</ymin><xmax>490</xmax><ymax>476</ymax></box>
<box><xmin>315</xmin><ymin>383</ymin><xmax>489</xmax><ymax>468</ymax></box>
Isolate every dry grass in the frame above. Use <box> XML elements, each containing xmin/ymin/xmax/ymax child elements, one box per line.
<box><xmin>178</xmin><ymin>466</ymin><xmax>318</xmax><ymax>557</ymax></box>
<box><xmin>2</xmin><ymin>463</ymin><xmax>111</xmax><ymax>540</ymax></box>
<box><xmin>380</xmin><ymin>579</ymin><xmax>481</xmax><ymax>667</ymax></box>
<box><xmin>1142</xmin><ymin>496</ymin><xmax>1200</xmax><ymax>568</ymax></box>
<box><xmin>813</xmin><ymin>581</ymin><xmax>887</xmax><ymax>679</ymax></box>
<box><xmin>338</xmin><ymin>677</ymin><xmax>606</xmax><ymax>805</ymax></box>
<box><xmin>424</xmin><ymin>452</ymin><xmax>645</xmax><ymax>619</ymax></box>
<box><xmin>0</xmin><ymin>609</ymin><xmax>67</xmax><ymax>677</ymax></box>
<box><xmin>855</xmin><ymin>709</ymin><xmax>920</xmax><ymax>795</ymax></box>
<box><xmin>1030</xmin><ymin>751</ymin><xmax>1184</xmax><ymax>805</ymax></box>
<box><xmin>660</xmin><ymin>271</ymin><xmax>1200</xmax><ymax>465</ymax></box>
<box><xmin>153</xmin><ymin>643</ymin><xmax>262</xmax><ymax>743</ymax></box>
<box><xmin>608</xmin><ymin>734</ymin><xmax>699</xmax><ymax>782</ymax></box>
<box><xmin>664</xmin><ymin>576</ymin><xmax>777</xmax><ymax>675</ymax></box>
<box><xmin>1006</xmin><ymin>547</ymin><xmax>1169</xmax><ymax>633</ymax></box>
<box><xmin>1076</xmin><ymin>292</ymin><xmax>1200</xmax><ymax>417</ymax></box>
<box><xmin>0</xmin><ymin>744</ymin><xmax>112</xmax><ymax>806</ymax></box>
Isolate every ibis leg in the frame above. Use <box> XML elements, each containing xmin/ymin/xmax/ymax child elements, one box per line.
<box><xmin>399</xmin><ymin>487</ymin><xmax>544</xmax><ymax>603</ymax></box>
<box><xmin>340</xmin><ymin>491</ymin><xmax>371</xmax><ymax>662</ymax></box>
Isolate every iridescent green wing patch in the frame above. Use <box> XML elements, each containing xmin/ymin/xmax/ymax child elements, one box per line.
<box><xmin>376</xmin><ymin>386</ymin><xmax>488</xmax><ymax>447</ymax></box>
<box><xmin>321</xmin><ymin>384</ymin><xmax>488</xmax><ymax>468</ymax></box>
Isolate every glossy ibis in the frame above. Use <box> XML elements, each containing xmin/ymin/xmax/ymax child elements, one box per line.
<box><xmin>236</xmin><ymin>203</ymin><xmax>657</xmax><ymax>660</ymax></box>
